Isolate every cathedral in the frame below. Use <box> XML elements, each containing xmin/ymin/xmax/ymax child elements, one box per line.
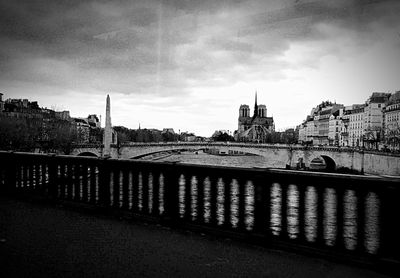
<box><xmin>234</xmin><ymin>92</ymin><xmax>275</xmax><ymax>142</ymax></box>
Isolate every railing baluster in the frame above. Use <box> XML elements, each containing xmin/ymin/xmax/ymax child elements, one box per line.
<box><xmin>59</xmin><ymin>162</ymin><xmax>66</xmax><ymax>199</ymax></box>
<box><xmin>98</xmin><ymin>159</ymin><xmax>111</xmax><ymax>208</ymax></box>
<box><xmin>163</xmin><ymin>165</ymin><xmax>180</xmax><ymax>220</ymax></box>
<box><xmin>82</xmin><ymin>163</ymin><xmax>88</xmax><ymax>202</ymax></box>
<box><xmin>131</xmin><ymin>169</ymin><xmax>139</xmax><ymax>212</ymax></box>
<box><xmin>89</xmin><ymin>165</ymin><xmax>97</xmax><ymax>204</ymax></box>
<box><xmin>209</xmin><ymin>175</ymin><xmax>218</xmax><ymax>226</ymax></box>
<box><xmin>280</xmin><ymin>182</ymin><xmax>288</xmax><ymax>238</ymax></box>
<box><xmin>297</xmin><ymin>183</ymin><xmax>306</xmax><ymax>242</ymax></box>
<box><xmin>237</xmin><ymin>178</ymin><xmax>246</xmax><ymax>231</ymax></box>
<box><xmin>122</xmin><ymin>168</ymin><xmax>130</xmax><ymax>210</ymax></box>
<box><xmin>28</xmin><ymin>163</ymin><xmax>34</xmax><ymax>191</ymax></box>
<box><xmin>65</xmin><ymin>164</ymin><xmax>72</xmax><ymax>199</ymax></box>
<box><xmin>253</xmin><ymin>174</ymin><xmax>270</xmax><ymax>236</ymax></box>
<box><xmin>335</xmin><ymin>187</ymin><xmax>345</xmax><ymax>250</ymax></box>
<box><xmin>73</xmin><ymin>164</ymin><xmax>81</xmax><ymax>201</ymax></box>
<box><xmin>42</xmin><ymin>162</ymin><xmax>49</xmax><ymax>193</ymax></box>
<box><xmin>379</xmin><ymin>186</ymin><xmax>400</xmax><ymax>263</ymax></box>
<box><xmin>316</xmin><ymin>185</ymin><xmax>324</xmax><ymax>245</ymax></box>
<box><xmin>3</xmin><ymin>153</ymin><xmax>16</xmax><ymax>192</ymax></box>
<box><xmin>223</xmin><ymin>177</ymin><xmax>231</xmax><ymax>229</ymax></box>
<box><xmin>112</xmin><ymin>168</ymin><xmax>120</xmax><ymax>209</ymax></box>
<box><xmin>34</xmin><ymin>163</ymin><xmax>40</xmax><ymax>193</ymax></box>
<box><xmin>17</xmin><ymin>164</ymin><xmax>23</xmax><ymax>189</ymax></box>
<box><xmin>141</xmin><ymin>169</ymin><xmax>149</xmax><ymax>213</ymax></box>
<box><xmin>356</xmin><ymin>188</ymin><xmax>366</xmax><ymax>253</ymax></box>
<box><xmin>23</xmin><ymin>163</ymin><xmax>28</xmax><ymax>188</ymax></box>
<box><xmin>152</xmin><ymin>170</ymin><xmax>160</xmax><ymax>216</ymax></box>
<box><xmin>197</xmin><ymin>174</ymin><xmax>206</xmax><ymax>224</ymax></box>
<box><xmin>184</xmin><ymin>173</ymin><xmax>191</xmax><ymax>221</ymax></box>
<box><xmin>47</xmin><ymin>156</ymin><xmax>58</xmax><ymax>199</ymax></box>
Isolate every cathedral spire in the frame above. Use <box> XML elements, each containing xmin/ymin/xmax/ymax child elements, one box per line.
<box><xmin>254</xmin><ymin>91</ymin><xmax>258</xmax><ymax>117</ymax></box>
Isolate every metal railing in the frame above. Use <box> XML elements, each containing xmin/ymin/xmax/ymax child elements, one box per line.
<box><xmin>0</xmin><ymin>151</ymin><xmax>399</xmax><ymax>274</ymax></box>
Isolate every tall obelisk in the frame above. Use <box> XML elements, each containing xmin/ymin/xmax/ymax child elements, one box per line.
<box><xmin>103</xmin><ymin>94</ymin><xmax>112</xmax><ymax>157</ymax></box>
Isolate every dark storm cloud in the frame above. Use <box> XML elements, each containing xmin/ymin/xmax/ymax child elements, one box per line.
<box><xmin>0</xmin><ymin>0</ymin><xmax>399</xmax><ymax>97</ymax></box>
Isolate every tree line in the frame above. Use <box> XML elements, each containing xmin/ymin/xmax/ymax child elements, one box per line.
<box><xmin>114</xmin><ymin>126</ymin><xmax>179</xmax><ymax>143</ymax></box>
<box><xmin>0</xmin><ymin>116</ymin><xmax>102</xmax><ymax>154</ymax></box>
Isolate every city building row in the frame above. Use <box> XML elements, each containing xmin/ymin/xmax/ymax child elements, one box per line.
<box><xmin>0</xmin><ymin>93</ymin><xmax>104</xmax><ymax>144</ymax></box>
<box><xmin>0</xmin><ymin>93</ymin><xmax>200</xmax><ymax>145</ymax></box>
<box><xmin>298</xmin><ymin>91</ymin><xmax>400</xmax><ymax>150</ymax></box>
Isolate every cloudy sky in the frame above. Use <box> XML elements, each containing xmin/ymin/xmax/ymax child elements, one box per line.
<box><xmin>1</xmin><ymin>0</ymin><xmax>399</xmax><ymax>136</ymax></box>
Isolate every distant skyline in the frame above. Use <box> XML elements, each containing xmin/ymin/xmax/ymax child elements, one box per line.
<box><xmin>1</xmin><ymin>0</ymin><xmax>400</xmax><ymax>136</ymax></box>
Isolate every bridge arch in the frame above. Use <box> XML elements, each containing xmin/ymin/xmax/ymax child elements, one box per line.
<box><xmin>310</xmin><ymin>155</ymin><xmax>336</xmax><ymax>172</ymax></box>
<box><xmin>130</xmin><ymin>148</ymin><xmax>209</xmax><ymax>159</ymax></box>
<box><xmin>77</xmin><ymin>152</ymin><xmax>98</xmax><ymax>157</ymax></box>
<box><xmin>320</xmin><ymin>155</ymin><xmax>336</xmax><ymax>172</ymax></box>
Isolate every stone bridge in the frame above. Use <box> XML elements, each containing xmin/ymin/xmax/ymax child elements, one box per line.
<box><xmin>70</xmin><ymin>142</ymin><xmax>400</xmax><ymax>176</ymax></box>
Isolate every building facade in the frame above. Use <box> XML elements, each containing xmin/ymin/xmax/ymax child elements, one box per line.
<box><xmin>328</xmin><ymin>109</ymin><xmax>343</xmax><ymax>146</ymax></box>
<box><xmin>348</xmin><ymin>105</ymin><xmax>365</xmax><ymax>147</ymax></box>
<box><xmin>383</xmin><ymin>91</ymin><xmax>400</xmax><ymax>150</ymax></box>
<box><xmin>363</xmin><ymin>93</ymin><xmax>390</xmax><ymax>149</ymax></box>
<box><xmin>0</xmin><ymin>93</ymin><xmax>4</xmax><ymax>112</ymax></box>
<box><xmin>298</xmin><ymin>101</ymin><xmax>343</xmax><ymax>146</ymax></box>
<box><xmin>339</xmin><ymin>108</ymin><xmax>350</xmax><ymax>147</ymax></box>
<box><xmin>298</xmin><ymin>91</ymin><xmax>400</xmax><ymax>150</ymax></box>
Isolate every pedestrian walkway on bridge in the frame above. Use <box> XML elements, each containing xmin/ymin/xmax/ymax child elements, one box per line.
<box><xmin>0</xmin><ymin>196</ymin><xmax>390</xmax><ymax>278</ymax></box>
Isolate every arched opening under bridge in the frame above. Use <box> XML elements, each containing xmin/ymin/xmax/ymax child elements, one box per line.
<box><xmin>310</xmin><ymin>155</ymin><xmax>336</xmax><ymax>172</ymax></box>
<box><xmin>77</xmin><ymin>152</ymin><xmax>98</xmax><ymax>157</ymax></box>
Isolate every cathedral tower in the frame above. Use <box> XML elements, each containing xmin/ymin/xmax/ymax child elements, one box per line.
<box><xmin>258</xmin><ymin>104</ymin><xmax>267</xmax><ymax>118</ymax></box>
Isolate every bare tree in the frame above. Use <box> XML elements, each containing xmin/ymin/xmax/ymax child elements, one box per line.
<box><xmin>385</xmin><ymin>122</ymin><xmax>400</xmax><ymax>151</ymax></box>
<box><xmin>363</xmin><ymin>126</ymin><xmax>383</xmax><ymax>150</ymax></box>
<box><xmin>0</xmin><ymin>117</ymin><xmax>42</xmax><ymax>151</ymax></box>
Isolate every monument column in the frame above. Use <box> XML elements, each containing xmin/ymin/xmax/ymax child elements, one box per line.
<box><xmin>103</xmin><ymin>94</ymin><xmax>112</xmax><ymax>157</ymax></box>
